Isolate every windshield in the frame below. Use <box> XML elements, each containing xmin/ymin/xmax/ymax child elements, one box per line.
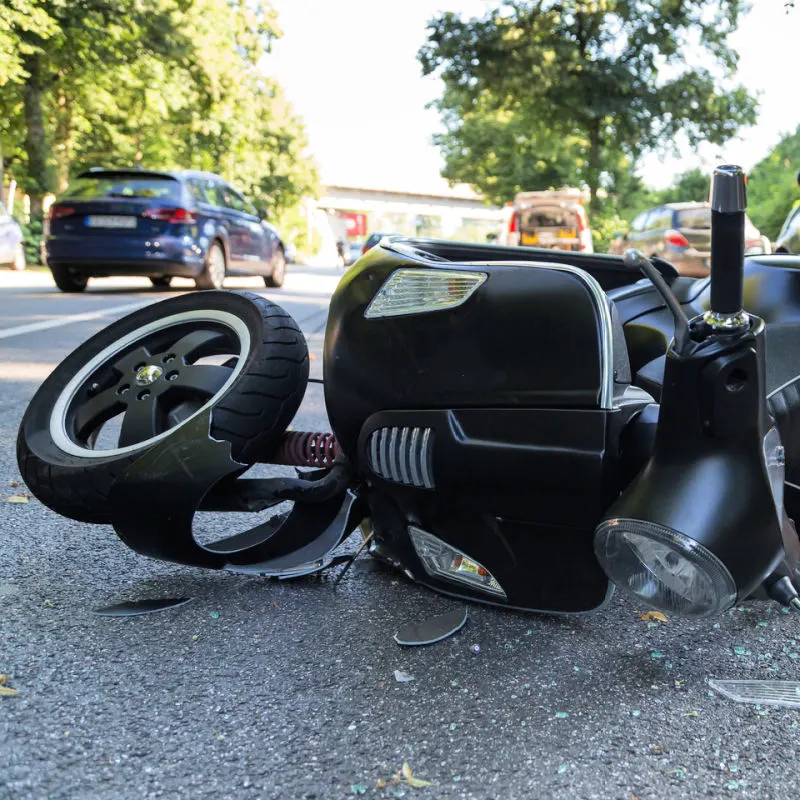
<box><xmin>63</xmin><ymin>176</ymin><xmax>182</xmax><ymax>201</ymax></box>
<box><xmin>676</xmin><ymin>208</ymin><xmax>711</xmax><ymax>229</ymax></box>
<box><xmin>520</xmin><ymin>208</ymin><xmax>576</xmax><ymax>228</ymax></box>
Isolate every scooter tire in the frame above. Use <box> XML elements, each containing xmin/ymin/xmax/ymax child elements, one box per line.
<box><xmin>17</xmin><ymin>291</ymin><xmax>309</xmax><ymax>524</ymax></box>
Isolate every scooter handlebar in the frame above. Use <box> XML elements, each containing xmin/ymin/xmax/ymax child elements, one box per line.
<box><xmin>709</xmin><ymin>165</ymin><xmax>746</xmax><ymax>317</ymax></box>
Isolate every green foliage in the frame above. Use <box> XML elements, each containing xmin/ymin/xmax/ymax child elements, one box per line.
<box><xmin>746</xmin><ymin>126</ymin><xmax>800</xmax><ymax>242</ymax></box>
<box><xmin>591</xmin><ymin>208</ymin><xmax>630</xmax><ymax>254</ymax></box>
<box><xmin>420</xmin><ymin>0</ymin><xmax>757</xmax><ymax>213</ymax></box>
<box><xmin>0</xmin><ymin>0</ymin><xmax>317</xmax><ymax>222</ymax></box>
<box><xmin>656</xmin><ymin>168</ymin><xmax>711</xmax><ymax>206</ymax></box>
<box><xmin>18</xmin><ymin>218</ymin><xmax>42</xmax><ymax>264</ymax></box>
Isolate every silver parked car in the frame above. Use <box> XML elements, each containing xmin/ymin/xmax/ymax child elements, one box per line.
<box><xmin>0</xmin><ymin>202</ymin><xmax>26</xmax><ymax>270</ymax></box>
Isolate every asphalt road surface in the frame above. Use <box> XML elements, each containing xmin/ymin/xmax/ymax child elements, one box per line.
<box><xmin>2</xmin><ymin>266</ymin><xmax>800</xmax><ymax>800</ymax></box>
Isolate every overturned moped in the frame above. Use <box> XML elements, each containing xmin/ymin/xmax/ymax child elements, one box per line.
<box><xmin>18</xmin><ymin>165</ymin><xmax>800</xmax><ymax>619</ymax></box>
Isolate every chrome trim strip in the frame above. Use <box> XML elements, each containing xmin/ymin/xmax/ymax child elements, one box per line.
<box><xmin>378</xmin><ymin>428</ymin><xmax>390</xmax><ymax>479</ymax></box>
<box><xmin>409</xmin><ymin>427</ymin><xmax>422</xmax><ymax>487</ymax></box>
<box><xmin>382</xmin><ymin>241</ymin><xmax>615</xmax><ymax>410</ymax></box>
<box><xmin>387</xmin><ymin>427</ymin><xmax>400</xmax><ymax>482</ymax></box>
<box><xmin>768</xmin><ymin>374</ymin><xmax>800</xmax><ymax>400</ymax></box>
<box><xmin>419</xmin><ymin>428</ymin><xmax>433</xmax><ymax>488</ymax></box>
<box><xmin>398</xmin><ymin>427</ymin><xmax>410</xmax><ymax>484</ymax></box>
<box><xmin>369</xmin><ymin>431</ymin><xmax>379</xmax><ymax>475</ymax></box>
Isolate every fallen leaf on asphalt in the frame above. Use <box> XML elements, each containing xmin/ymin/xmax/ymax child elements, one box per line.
<box><xmin>639</xmin><ymin>611</ymin><xmax>668</xmax><ymax>623</ymax></box>
<box><xmin>682</xmin><ymin>711</ymin><xmax>698</xmax><ymax>717</ymax></box>
<box><xmin>0</xmin><ymin>676</ymin><xmax>19</xmax><ymax>696</ymax></box>
<box><xmin>401</xmin><ymin>763</ymin><xmax>433</xmax><ymax>788</ymax></box>
<box><xmin>5</xmin><ymin>495</ymin><xmax>29</xmax><ymax>504</ymax></box>
<box><xmin>9</xmin><ymin>480</ymin><xmax>20</xmax><ymax>487</ymax></box>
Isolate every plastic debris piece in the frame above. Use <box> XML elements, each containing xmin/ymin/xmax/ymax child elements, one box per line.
<box><xmin>651</xmin><ymin>651</ymin><xmax>665</xmax><ymax>659</ymax></box>
<box><xmin>5</xmin><ymin>495</ymin><xmax>28</xmax><ymax>504</ymax></box>
<box><xmin>471</xmin><ymin>644</ymin><xmax>481</xmax><ymax>655</ymax></box>
<box><xmin>554</xmin><ymin>711</ymin><xmax>569</xmax><ymax>719</ymax></box>
<box><xmin>709</xmin><ymin>679</ymin><xmax>800</xmax><ymax>709</ymax></box>
<box><xmin>733</xmin><ymin>645</ymin><xmax>748</xmax><ymax>655</ymax></box>
<box><xmin>401</xmin><ymin>763</ymin><xmax>433</xmax><ymax>788</ymax></box>
<box><xmin>394</xmin><ymin>607</ymin><xmax>468</xmax><ymax>646</ymax></box>
<box><xmin>210</xmin><ymin>611</ymin><xmax>220</xmax><ymax>620</ymax></box>
<box><xmin>394</xmin><ymin>670</ymin><xmax>415</xmax><ymax>683</ymax></box>
<box><xmin>639</xmin><ymin>610</ymin><xmax>668</xmax><ymax>623</ymax></box>
<box><xmin>93</xmin><ymin>598</ymin><xmax>192</xmax><ymax>616</ymax></box>
<box><xmin>631</xmin><ymin>710</ymin><xmax>641</xmax><ymax>717</ymax></box>
<box><xmin>350</xmin><ymin>784</ymin><xmax>367</xmax><ymax>795</ymax></box>
<box><xmin>557</xmin><ymin>764</ymin><xmax>567</xmax><ymax>774</ymax></box>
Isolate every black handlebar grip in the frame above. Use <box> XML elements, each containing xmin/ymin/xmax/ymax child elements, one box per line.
<box><xmin>709</xmin><ymin>164</ymin><xmax>746</xmax><ymax>316</ymax></box>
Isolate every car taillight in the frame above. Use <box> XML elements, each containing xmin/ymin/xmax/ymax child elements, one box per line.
<box><xmin>48</xmin><ymin>205</ymin><xmax>75</xmax><ymax>220</ymax></box>
<box><xmin>576</xmin><ymin>209</ymin><xmax>587</xmax><ymax>232</ymax></box>
<box><xmin>143</xmin><ymin>207</ymin><xmax>197</xmax><ymax>224</ymax></box>
<box><xmin>508</xmin><ymin>211</ymin><xmax>518</xmax><ymax>234</ymax></box>
<box><xmin>664</xmin><ymin>230</ymin><xmax>690</xmax><ymax>248</ymax></box>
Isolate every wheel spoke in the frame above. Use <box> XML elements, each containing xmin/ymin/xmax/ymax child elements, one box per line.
<box><xmin>170</xmin><ymin>363</ymin><xmax>231</xmax><ymax>398</ymax></box>
<box><xmin>118</xmin><ymin>395</ymin><xmax>161</xmax><ymax>447</ymax></box>
<box><xmin>111</xmin><ymin>345</ymin><xmax>153</xmax><ymax>376</ymax></box>
<box><xmin>170</xmin><ymin>329</ymin><xmax>230</xmax><ymax>362</ymax></box>
<box><xmin>73</xmin><ymin>387</ymin><xmax>127</xmax><ymax>442</ymax></box>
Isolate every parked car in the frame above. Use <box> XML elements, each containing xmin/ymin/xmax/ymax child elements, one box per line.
<box><xmin>347</xmin><ymin>242</ymin><xmax>362</xmax><ymax>265</ymax></box>
<box><xmin>44</xmin><ymin>168</ymin><xmax>288</xmax><ymax>292</ymax></box>
<box><xmin>0</xmin><ymin>202</ymin><xmax>26</xmax><ymax>271</ymax></box>
<box><xmin>362</xmin><ymin>232</ymin><xmax>399</xmax><ymax>255</ymax></box>
<box><xmin>773</xmin><ymin>173</ymin><xmax>800</xmax><ymax>255</ymax></box>
<box><xmin>608</xmin><ymin>201</ymin><xmax>768</xmax><ymax>276</ymax></box>
<box><xmin>506</xmin><ymin>189</ymin><xmax>594</xmax><ymax>253</ymax></box>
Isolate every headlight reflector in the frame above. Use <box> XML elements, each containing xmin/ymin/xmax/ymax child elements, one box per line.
<box><xmin>365</xmin><ymin>269</ymin><xmax>487</xmax><ymax>319</ymax></box>
<box><xmin>408</xmin><ymin>526</ymin><xmax>506</xmax><ymax>599</ymax></box>
<box><xmin>594</xmin><ymin>518</ymin><xmax>737</xmax><ymax>617</ymax></box>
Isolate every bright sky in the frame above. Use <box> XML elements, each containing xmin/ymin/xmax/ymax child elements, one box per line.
<box><xmin>266</xmin><ymin>0</ymin><xmax>800</xmax><ymax>197</ymax></box>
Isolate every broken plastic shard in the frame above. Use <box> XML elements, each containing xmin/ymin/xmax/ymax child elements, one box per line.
<box><xmin>394</xmin><ymin>607</ymin><xmax>468</xmax><ymax>646</ymax></box>
<box><xmin>709</xmin><ymin>679</ymin><xmax>800</xmax><ymax>709</ymax></box>
<box><xmin>93</xmin><ymin>598</ymin><xmax>192</xmax><ymax>616</ymax></box>
<box><xmin>394</xmin><ymin>670</ymin><xmax>415</xmax><ymax>683</ymax></box>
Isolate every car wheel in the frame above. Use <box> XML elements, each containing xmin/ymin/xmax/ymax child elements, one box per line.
<box><xmin>150</xmin><ymin>276</ymin><xmax>172</xmax><ymax>289</ymax></box>
<box><xmin>264</xmin><ymin>246</ymin><xmax>286</xmax><ymax>288</ymax></box>
<box><xmin>195</xmin><ymin>242</ymin><xmax>226</xmax><ymax>290</ymax></box>
<box><xmin>17</xmin><ymin>290</ymin><xmax>309</xmax><ymax>523</ymax></box>
<box><xmin>50</xmin><ymin>264</ymin><xmax>89</xmax><ymax>293</ymax></box>
<box><xmin>12</xmin><ymin>244</ymin><xmax>26</xmax><ymax>271</ymax></box>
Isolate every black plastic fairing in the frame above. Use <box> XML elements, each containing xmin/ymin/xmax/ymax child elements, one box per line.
<box><xmin>324</xmin><ymin>242</ymin><xmax>623</xmax><ymax>460</ymax></box>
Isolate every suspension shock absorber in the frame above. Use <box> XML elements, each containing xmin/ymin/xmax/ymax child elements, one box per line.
<box><xmin>273</xmin><ymin>431</ymin><xmax>339</xmax><ymax>468</ymax></box>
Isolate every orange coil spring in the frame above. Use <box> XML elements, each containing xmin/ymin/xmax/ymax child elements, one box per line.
<box><xmin>274</xmin><ymin>431</ymin><xmax>339</xmax><ymax>468</ymax></box>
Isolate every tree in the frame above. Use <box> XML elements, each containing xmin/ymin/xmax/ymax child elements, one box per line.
<box><xmin>419</xmin><ymin>1</ymin><xmax>758</xmax><ymax>213</ymax></box>
<box><xmin>656</xmin><ymin>168</ymin><xmax>711</xmax><ymax>205</ymax></box>
<box><xmin>746</xmin><ymin>126</ymin><xmax>800</xmax><ymax>242</ymax></box>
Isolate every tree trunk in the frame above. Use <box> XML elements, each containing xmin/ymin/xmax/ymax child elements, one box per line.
<box><xmin>55</xmin><ymin>90</ymin><xmax>74</xmax><ymax>194</ymax></box>
<box><xmin>22</xmin><ymin>53</ymin><xmax>48</xmax><ymax>221</ymax></box>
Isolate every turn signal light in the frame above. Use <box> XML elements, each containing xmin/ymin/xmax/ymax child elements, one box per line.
<box><xmin>143</xmin><ymin>207</ymin><xmax>197</xmax><ymax>224</ymax></box>
<box><xmin>48</xmin><ymin>205</ymin><xmax>75</xmax><ymax>220</ymax></box>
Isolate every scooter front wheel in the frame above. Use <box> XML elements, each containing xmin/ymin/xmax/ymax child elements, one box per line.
<box><xmin>17</xmin><ymin>290</ymin><xmax>309</xmax><ymax>523</ymax></box>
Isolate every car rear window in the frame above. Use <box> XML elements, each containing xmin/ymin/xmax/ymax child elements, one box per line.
<box><xmin>63</xmin><ymin>175</ymin><xmax>182</xmax><ymax>201</ymax></box>
<box><xmin>520</xmin><ymin>209</ymin><xmax>574</xmax><ymax>228</ymax></box>
<box><xmin>676</xmin><ymin>208</ymin><xmax>711</xmax><ymax>229</ymax></box>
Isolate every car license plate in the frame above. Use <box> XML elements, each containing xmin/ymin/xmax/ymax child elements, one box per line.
<box><xmin>86</xmin><ymin>215</ymin><xmax>137</xmax><ymax>229</ymax></box>
<box><xmin>521</xmin><ymin>233</ymin><xmax>539</xmax><ymax>245</ymax></box>
<box><xmin>557</xmin><ymin>228</ymin><xmax>576</xmax><ymax>238</ymax></box>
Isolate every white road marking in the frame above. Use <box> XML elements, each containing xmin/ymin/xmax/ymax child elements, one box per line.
<box><xmin>0</xmin><ymin>301</ymin><xmax>151</xmax><ymax>341</ymax></box>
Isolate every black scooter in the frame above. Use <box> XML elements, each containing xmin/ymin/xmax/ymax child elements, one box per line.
<box><xmin>17</xmin><ymin>165</ymin><xmax>800</xmax><ymax>619</ymax></box>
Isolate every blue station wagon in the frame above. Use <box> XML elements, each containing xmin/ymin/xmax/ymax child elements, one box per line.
<box><xmin>44</xmin><ymin>169</ymin><xmax>288</xmax><ymax>292</ymax></box>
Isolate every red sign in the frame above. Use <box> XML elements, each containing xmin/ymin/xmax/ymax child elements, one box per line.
<box><xmin>338</xmin><ymin>212</ymin><xmax>367</xmax><ymax>238</ymax></box>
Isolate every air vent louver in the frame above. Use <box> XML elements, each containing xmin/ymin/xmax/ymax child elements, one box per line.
<box><xmin>368</xmin><ymin>426</ymin><xmax>434</xmax><ymax>489</ymax></box>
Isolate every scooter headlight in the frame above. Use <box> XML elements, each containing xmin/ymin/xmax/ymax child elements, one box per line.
<box><xmin>594</xmin><ymin>519</ymin><xmax>737</xmax><ymax>617</ymax></box>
